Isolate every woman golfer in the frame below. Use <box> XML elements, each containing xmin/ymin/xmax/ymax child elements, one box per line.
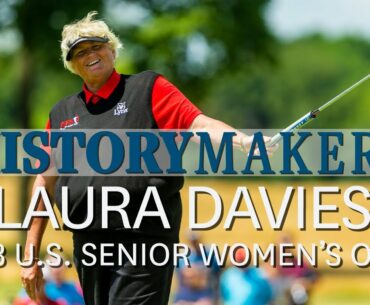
<box><xmin>20</xmin><ymin>11</ymin><xmax>276</xmax><ymax>305</ymax></box>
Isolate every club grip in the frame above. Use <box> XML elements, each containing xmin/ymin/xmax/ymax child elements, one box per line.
<box><xmin>267</xmin><ymin>111</ymin><xmax>314</xmax><ymax>147</ymax></box>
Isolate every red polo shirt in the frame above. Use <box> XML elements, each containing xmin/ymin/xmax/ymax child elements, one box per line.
<box><xmin>81</xmin><ymin>69</ymin><xmax>202</xmax><ymax>129</ymax></box>
<box><xmin>45</xmin><ymin>70</ymin><xmax>202</xmax><ymax>130</ymax></box>
<box><xmin>83</xmin><ymin>70</ymin><xmax>121</xmax><ymax>105</ymax></box>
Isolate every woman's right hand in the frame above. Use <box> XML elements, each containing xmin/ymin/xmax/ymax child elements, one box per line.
<box><xmin>21</xmin><ymin>262</ymin><xmax>43</xmax><ymax>300</ymax></box>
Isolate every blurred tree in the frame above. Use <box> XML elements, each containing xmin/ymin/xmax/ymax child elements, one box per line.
<box><xmin>2</xmin><ymin>0</ymin><xmax>103</xmax><ymax>245</ymax></box>
<box><xmin>107</xmin><ymin>0</ymin><xmax>275</xmax><ymax>101</ymax></box>
<box><xmin>0</xmin><ymin>54</ymin><xmax>19</xmax><ymax>127</ymax></box>
<box><xmin>0</xmin><ymin>0</ymin><xmax>276</xmax><ymax>127</ymax></box>
<box><xmin>203</xmin><ymin>35</ymin><xmax>370</xmax><ymax>129</ymax></box>
<box><xmin>13</xmin><ymin>0</ymin><xmax>104</xmax><ymax>128</ymax></box>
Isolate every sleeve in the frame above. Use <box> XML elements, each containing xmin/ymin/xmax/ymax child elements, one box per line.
<box><xmin>41</xmin><ymin>118</ymin><xmax>51</xmax><ymax>155</ymax></box>
<box><xmin>152</xmin><ymin>76</ymin><xmax>202</xmax><ymax>129</ymax></box>
<box><xmin>34</xmin><ymin>119</ymin><xmax>51</xmax><ymax>169</ymax></box>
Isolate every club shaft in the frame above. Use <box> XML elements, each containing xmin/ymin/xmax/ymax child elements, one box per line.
<box><xmin>318</xmin><ymin>74</ymin><xmax>370</xmax><ymax>112</ymax></box>
<box><xmin>268</xmin><ymin>112</ymin><xmax>313</xmax><ymax>146</ymax></box>
<box><xmin>267</xmin><ymin>74</ymin><xmax>370</xmax><ymax>147</ymax></box>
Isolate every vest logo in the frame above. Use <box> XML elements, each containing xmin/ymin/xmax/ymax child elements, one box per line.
<box><xmin>60</xmin><ymin>115</ymin><xmax>80</xmax><ymax>129</ymax></box>
<box><xmin>114</xmin><ymin>102</ymin><xmax>129</xmax><ymax>116</ymax></box>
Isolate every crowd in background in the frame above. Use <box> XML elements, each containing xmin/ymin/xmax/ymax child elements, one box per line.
<box><xmin>172</xmin><ymin>232</ymin><xmax>318</xmax><ymax>305</ymax></box>
<box><xmin>10</xmin><ymin>234</ymin><xmax>318</xmax><ymax>305</ymax></box>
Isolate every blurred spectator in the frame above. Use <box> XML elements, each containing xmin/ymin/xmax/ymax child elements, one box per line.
<box><xmin>271</xmin><ymin>234</ymin><xmax>319</xmax><ymax>305</ymax></box>
<box><xmin>220</xmin><ymin>248</ymin><xmax>274</xmax><ymax>305</ymax></box>
<box><xmin>173</xmin><ymin>232</ymin><xmax>220</xmax><ymax>305</ymax></box>
<box><xmin>12</xmin><ymin>280</ymin><xmax>61</xmax><ymax>305</ymax></box>
<box><xmin>13</xmin><ymin>256</ymin><xmax>84</xmax><ymax>305</ymax></box>
<box><xmin>42</xmin><ymin>256</ymin><xmax>85</xmax><ymax>305</ymax></box>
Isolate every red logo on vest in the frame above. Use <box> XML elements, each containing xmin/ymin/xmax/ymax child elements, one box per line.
<box><xmin>60</xmin><ymin>115</ymin><xmax>80</xmax><ymax>129</ymax></box>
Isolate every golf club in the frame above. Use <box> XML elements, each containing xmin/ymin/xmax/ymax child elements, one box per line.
<box><xmin>267</xmin><ymin>74</ymin><xmax>370</xmax><ymax>147</ymax></box>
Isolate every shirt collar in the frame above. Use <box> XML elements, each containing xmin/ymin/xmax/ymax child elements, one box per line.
<box><xmin>83</xmin><ymin>69</ymin><xmax>121</xmax><ymax>104</ymax></box>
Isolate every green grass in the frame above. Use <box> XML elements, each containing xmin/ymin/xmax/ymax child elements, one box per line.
<box><xmin>0</xmin><ymin>279</ymin><xmax>20</xmax><ymax>305</ymax></box>
<box><xmin>312</xmin><ymin>296</ymin><xmax>370</xmax><ymax>305</ymax></box>
<box><xmin>308</xmin><ymin>274</ymin><xmax>370</xmax><ymax>305</ymax></box>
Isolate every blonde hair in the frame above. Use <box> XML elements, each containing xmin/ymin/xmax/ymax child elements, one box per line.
<box><xmin>60</xmin><ymin>11</ymin><xmax>123</xmax><ymax>73</ymax></box>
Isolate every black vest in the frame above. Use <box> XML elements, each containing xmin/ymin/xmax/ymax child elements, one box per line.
<box><xmin>49</xmin><ymin>71</ymin><xmax>184</xmax><ymax>242</ymax></box>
